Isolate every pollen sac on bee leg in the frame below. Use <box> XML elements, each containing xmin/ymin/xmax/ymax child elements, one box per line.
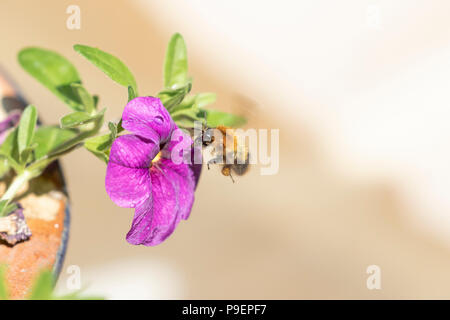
<box><xmin>0</xmin><ymin>204</ymin><xmax>32</xmax><ymax>245</ymax></box>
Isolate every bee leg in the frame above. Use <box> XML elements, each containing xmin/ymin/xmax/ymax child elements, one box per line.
<box><xmin>229</xmin><ymin>172</ymin><xmax>235</xmax><ymax>183</ymax></box>
<box><xmin>221</xmin><ymin>166</ymin><xmax>235</xmax><ymax>183</ymax></box>
<box><xmin>207</xmin><ymin>156</ymin><xmax>222</xmax><ymax>170</ymax></box>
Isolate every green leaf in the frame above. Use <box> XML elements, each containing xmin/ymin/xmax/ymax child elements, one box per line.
<box><xmin>0</xmin><ymin>265</ymin><xmax>9</xmax><ymax>300</ymax></box>
<box><xmin>167</xmin><ymin>92</ymin><xmax>215</xmax><ymax>116</ymax></box>
<box><xmin>0</xmin><ymin>158</ymin><xmax>10</xmax><ymax>179</ymax></box>
<box><xmin>169</xmin><ymin>92</ymin><xmax>216</xmax><ymax>115</ymax></box>
<box><xmin>171</xmin><ymin>105</ymin><xmax>200</xmax><ymax>119</ymax></box>
<box><xmin>196</xmin><ymin>93</ymin><xmax>216</xmax><ymax>108</ymax></box>
<box><xmin>70</xmin><ymin>83</ymin><xmax>95</xmax><ymax>113</ymax></box>
<box><xmin>74</xmin><ymin>44</ymin><xmax>138</xmax><ymax>94</ymax></box>
<box><xmin>34</xmin><ymin>114</ymin><xmax>104</xmax><ymax>166</ymax></box>
<box><xmin>171</xmin><ymin>106</ymin><xmax>204</xmax><ymax>129</ymax></box>
<box><xmin>33</xmin><ymin>126</ymin><xmax>78</xmax><ymax>160</ymax></box>
<box><xmin>93</xmin><ymin>95</ymin><xmax>99</xmax><ymax>108</ymax></box>
<box><xmin>128</xmin><ymin>86</ymin><xmax>137</xmax><ymax>102</ymax></box>
<box><xmin>84</xmin><ymin>119</ymin><xmax>118</xmax><ymax>163</ymax></box>
<box><xmin>84</xmin><ymin>120</ymin><xmax>118</xmax><ymax>163</ymax></box>
<box><xmin>157</xmin><ymin>81</ymin><xmax>192</xmax><ymax>111</ymax></box>
<box><xmin>116</xmin><ymin>119</ymin><xmax>124</xmax><ymax>134</ymax></box>
<box><xmin>18</xmin><ymin>47</ymin><xmax>83</xmax><ymax>111</ymax></box>
<box><xmin>17</xmin><ymin>105</ymin><xmax>37</xmax><ymax>160</ymax></box>
<box><xmin>0</xmin><ymin>128</ymin><xmax>20</xmax><ymax>171</ymax></box>
<box><xmin>60</xmin><ymin>109</ymin><xmax>105</xmax><ymax>129</ymax></box>
<box><xmin>0</xmin><ymin>201</ymin><xmax>18</xmax><ymax>217</ymax></box>
<box><xmin>201</xmin><ymin>109</ymin><xmax>247</xmax><ymax>128</ymax></box>
<box><xmin>20</xmin><ymin>144</ymin><xmax>37</xmax><ymax>165</ymax></box>
<box><xmin>164</xmin><ymin>33</ymin><xmax>188</xmax><ymax>88</ymax></box>
<box><xmin>172</xmin><ymin>117</ymin><xmax>199</xmax><ymax>129</ymax></box>
<box><xmin>0</xmin><ymin>201</ymin><xmax>8</xmax><ymax>217</ymax></box>
<box><xmin>108</xmin><ymin>121</ymin><xmax>118</xmax><ymax>139</ymax></box>
<box><xmin>170</xmin><ymin>93</ymin><xmax>217</xmax><ymax>128</ymax></box>
<box><xmin>5</xmin><ymin>202</ymin><xmax>18</xmax><ymax>214</ymax></box>
<box><xmin>169</xmin><ymin>94</ymin><xmax>197</xmax><ymax>114</ymax></box>
<box><xmin>84</xmin><ymin>133</ymin><xmax>113</xmax><ymax>164</ymax></box>
<box><xmin>28</xmin><ymin>270</ymin><xmax>54</xmax><ymax>300</ymax></box>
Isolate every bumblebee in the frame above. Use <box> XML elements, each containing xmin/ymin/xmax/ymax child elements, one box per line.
<box><xmin>197</xmin><ymin>125</ymin><xmax>250</xmax><ymax>182</ymax></box>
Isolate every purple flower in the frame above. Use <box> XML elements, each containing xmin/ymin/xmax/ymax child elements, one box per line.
<box><xmin>105</xmin><ymin>97</ymin><xmax>198</xmax><ymax>246</ymax></box>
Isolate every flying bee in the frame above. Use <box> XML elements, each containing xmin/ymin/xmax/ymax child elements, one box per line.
<box><xmin>195</xmin><ymin>125</ymin><xmax>250</xmax><ymax>182</ymax></box>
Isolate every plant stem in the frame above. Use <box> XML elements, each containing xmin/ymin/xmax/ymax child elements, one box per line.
<box><xmin>0</xmin><ymin>170</ymin><xmax>32</xmax><ymax>216</ymax></box>
<box><xmin>0</xmin><ymin>112</ymin><xmax>104</xmax><ymax>217</ymax></box>
<box><xmin>2</xmin><ymin>170</ymin><xmax>31</xmax><ymax>201</ymax></box>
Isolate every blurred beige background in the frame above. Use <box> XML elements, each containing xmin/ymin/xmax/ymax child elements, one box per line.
<box><xmin>1</xmin><ymin>0</ymin><xmax>450</xmax><ymax>299</ymax></box>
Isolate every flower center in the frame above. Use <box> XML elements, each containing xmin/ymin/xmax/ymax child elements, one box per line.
<box><xmin>150</xmin><ymin>152</ymin><xmax>162</xmax><ymax>168</ymax></box>
<box><xmin>149</xmin><ymin>142</ymin><xmax>166</xmax><ymax>170</ymax></box>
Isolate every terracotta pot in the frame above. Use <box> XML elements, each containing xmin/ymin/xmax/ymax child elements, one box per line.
<box><xmin>0</xmin><ymin>69</ymin><xmax>70</xmax><ymax>299</ymax></box>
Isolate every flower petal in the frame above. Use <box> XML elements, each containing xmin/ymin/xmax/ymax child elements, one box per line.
<box><xmin>106</xmin><ymin>134</ymin><xmax>158</xmax><ymax>208</ymax></box>
<box><xmin>160</xmin><ymin>127</ymin><xmax>199</xmax><ymax>203</ymax></box>
<box><xmin>109</xmin><ymin>134</ymin><xmax>159</xmax><ymax>169</ymax></box>
<box><xmin>126</xmin><ymin>167</ymin><xmax>180</xmax><ymax>246</ymax></box>
<box><xmin>161</xmin><ymin>127</ymin><xmax>201</xmax><ymax>189</ymax></box>
<box><xmin>122</xmin><ymin>96</ymin><xmax>174</xmax><ymax>142</ymax></box>
<box><xmin>106</xmin><ymin>163</ymin><xmax>151</xmax><ymax>208</ymax></box>
<box><xmin>159</xmin><ymin>158</ymin><xmax>195</xmax><ymax>220</ymax></box>
<box><xmin>161</xmin><ymin>127</ymin><xmax>192</xmax><ymax>163</ymax></box>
